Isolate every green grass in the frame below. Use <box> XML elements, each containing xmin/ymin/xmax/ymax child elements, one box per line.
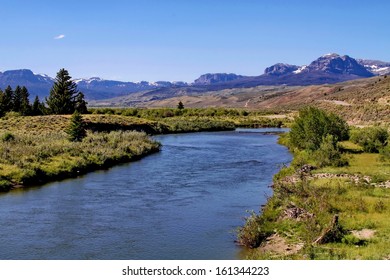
<box><xmin>318</xmin><ymin>153</ymin><xmax>390</xmax><ymax>181</ymax></box>
<box><xmin>0</xmin><ymin>129</ymin><xmax>160</xmax><ymax>190</ymax></box>
<box><xmin>240</xmin><ymin>128</ymin><xmax>390</xmax><ymax>260</ymax></box>
<box><xmin>241</xmin><ymin>173</ymin><xmax>390</xmax><ymax>259</ymax></box>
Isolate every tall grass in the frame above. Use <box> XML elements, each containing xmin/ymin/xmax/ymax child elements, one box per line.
<box><xmin>0</xmin><ymin>130</ymin><xmax>160</xmax><ymax>191</ymax></box>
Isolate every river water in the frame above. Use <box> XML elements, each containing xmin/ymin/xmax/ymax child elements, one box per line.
<box><xmin>0</xmin><ymin>128</ymin><xmax>291</xmax><ymax>259</ymax></box>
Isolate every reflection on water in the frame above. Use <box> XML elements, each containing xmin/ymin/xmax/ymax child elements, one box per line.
<box><xmin>0</xmin><ymin>129</ymin><xmax>291</xmax><ymax>259</ymax></box>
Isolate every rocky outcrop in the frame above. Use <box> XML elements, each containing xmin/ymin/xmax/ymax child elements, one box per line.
<box><xmin>264</xmin><ymin>63</ymin><xmax>299</xmax><ymax>76</ymax></box>
<box><xmin>307</xmin><ymin>54</ymin><xmax>373</xmax><ymax>77</ymax></box>
<box><xmin>193</xmin><ymin>73</ymin><xmax>244</xmax><ymax>85</ymax></box>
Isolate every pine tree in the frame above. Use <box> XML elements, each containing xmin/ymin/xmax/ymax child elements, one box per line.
<box><xmin>31</xmin><ymin>95</ymin><xmax>45</xmax><ymax>116</ymax></box>
<box><xmin>20</xmin><ymin>86</ymin><xmax>31</xmax><ymax>116</ymax></box>
<box><xmin>46</xmin><ymin>68</ymin><xmax>85</xmax><ymax>114</ymax></box>
<box><xmin>12</xmin><ymin>85</ymin><xmax>22</xmax><ymax>113</ymax></box>
<box><xmin>3</xmin><ymin>85</ymin><xmax>14</xmax><ymax>112</ymax></box>
<box><xmin>65</xmin><ymin>110</ymin><xmax>87</xmax><ymax>142</ymax></box>
<box><xmin>74</xmin><ymin>92</ymin><xmax>88</xmax><ymax>114</ymax></box>
<box><xmin>0</xmin><ymin>89</ymin><xmax>5</xmax><ymax>117</ymax></box>
<box><xmin>177</xmin><ymin>101</ymin><xmax>184</xmax><ymax>110</ymax></box>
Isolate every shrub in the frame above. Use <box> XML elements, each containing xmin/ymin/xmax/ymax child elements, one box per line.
<box><xmin>313</xmin><ymin>135</ymin><xmax>348</xmax><ymax>167</ymax></box>
<box><xmin>350</xmin><ymin>126</ymin><xmax>388</xmax><ymax>153</ymax></box>
<box><xmin>0</xmin><ymin>179</ymin><xmax>13</xmax><ymax>192</ymax></box>
<box><xmin>342</xmin><ymin>234</ymin><xmax>363</xmax><ymax>245</ymax></box>
<box><xmin>379</xmin><ymin>144</ymin><xmax>390</xmax><ymax>161</ymax></box>
<box><xmin>237</xmin><ymin>211</ymin><xmax>273</xmax><ymax>248</ymax></box>
<box><xmin>1</xmin><ymin>132</ymin><xmax>15</xmax><ymax>142</ymax></box>
<box><xmin>289</xmin><ymin>107</ymin><xmax>349</xmax><ymax>151</ymax></box>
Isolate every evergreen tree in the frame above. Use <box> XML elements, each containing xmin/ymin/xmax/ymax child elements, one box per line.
<box><xmin>177</xmin><ymin>101</ymin><xmax>184</xmax><ymax>110</ymax></box>
<box><xmin>39</xmin><ymin>99</ymin><xmax>48</xmax><ymax>115</ymax></box>
<box><xmin>0</xmin><ymin>89</ymin><xmax>5</xmax><ymax>117</ymax></box>
<box><xmin>31</xmin><ymin>95</ymin><xmax>45</xmax><ymax>116</ymax></box>
<box><xmin>74</xmin><ymin>92</ymin><xmax>88</xmax><ymax>113</ymax></box>
<box><xmin>3</xmin><ymin>85</ymin><xmax>14</xmax><ymax>112</ymax></box>
<box><xmin>65</xmin><ymin>110</ymin><xmax>87</xmax><ymax>142</ymax></box>
<box><xmin>46</xmin><ymin>68</ymin><xmax>86</xmax><ymax>114</ymax></box>
<box><xmin>20</xmin><ymin>86</ymin><xmax>31</xmax><ymax>116</ymax></box>
<box><xmin>12</xmin><ymin>85</ymin><xmax>22</xmax><ymax>113</ymax></box>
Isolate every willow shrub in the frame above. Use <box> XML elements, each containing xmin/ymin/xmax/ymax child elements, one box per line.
<box><xmin>289</xmin><ymin>106</ymin><xmax>349</xmax><ymax>151</ymax></box>
<box><xmin>350</xmin><ymin>126</ymin><xmax>388</xmax><ymax>153</ymax></box>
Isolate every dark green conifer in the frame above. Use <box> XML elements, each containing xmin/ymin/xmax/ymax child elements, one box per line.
<box><xmin>31</xmin><ymin>95</ymin><xmax>45</xmax><ymax>116</ymax></box>
<box><xmin>177</xmin><ymin>101</ymin><xmax>184</xmax><ymax>110</ymax></box>
<box><xmin>46</xmin><ymin>68</ymin><xmax>86</xmax><ymax>114</ymax></box>
<box><xmin>0</xmin><ymin>89</ymin><xmax>5</xmax><ymax>117</ymax></box>
<box><xmin>12</xmin><ymin>85</ymin><xmax>22</xmax><ymax>113</ymax></box>
<box><xmin>65</xmin><ymin>110</ymin><xmax>86</xmax><ymax>142</ymax></box>
<box><xmin>3</xmin><ymin>85</ymin><xmax>14</xmax><ymax>112</ymax></box>
<box><xmin>74</xmin><ymin>92</ymin><xmax>88</xmax><ymax>114</ymax></box>
<box><xmin>20</xmin><ymin>86</ymin><xmax>31</xmax><ymax>116</ymax></box>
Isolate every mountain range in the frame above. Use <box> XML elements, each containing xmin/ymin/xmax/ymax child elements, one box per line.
<box><xmin>1</xmin><ymin>54</ymin><xmax>389</xmax><ymax>102</ymax></box>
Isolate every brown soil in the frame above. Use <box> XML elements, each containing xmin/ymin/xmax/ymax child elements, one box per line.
<box><xmin>351</xmin><ymin>229</ymin><xmax>376</xmax><ymax>240</ymax></box>
<box><xmin>257</xmin><ymin>234</ymin><xmax>303</xmax><ymax>256</ymax></box>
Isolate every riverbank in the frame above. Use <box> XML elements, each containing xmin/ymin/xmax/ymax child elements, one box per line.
<box><xmin>240</xmin><ymin>134</ymin><xmax>390</xmax><ymax>259</ymax></box>
<box><xmin>0</xmin><ymin>128</ymin><xmax>160</xmax><ymax>192</ymax></box>
<box><xmin>0</xmin><ymin>109</ymin><xmax>288</xmax><ymax>192</ymax></box>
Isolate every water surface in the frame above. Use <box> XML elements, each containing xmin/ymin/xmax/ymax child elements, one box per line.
<box><xmin>0</xmin><ymin>128</ymin><xmax>291</xmax><ymax>259</ymax></box>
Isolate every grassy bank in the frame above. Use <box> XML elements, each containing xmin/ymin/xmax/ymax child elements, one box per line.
<box><xmin>239</xmin><ymin>135</ymin><xmax>390</xmax><ymax>260</ymax></box>
<box><xmin>88</xmin><ymin>107</ymin><xmax>292</xmax><ymax>129</ymax></box>
<box><xmin>0</xmin><ymin>129</ymin><xmax>160</xmax><ymax>192</ymax></box>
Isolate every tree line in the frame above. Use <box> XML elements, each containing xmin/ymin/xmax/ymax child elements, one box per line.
<box><xmin>0</xmin><ymin>68</ymin><xmax>87</xmax><ymax>117</ymax></box>
<box><xmin>0</xmin><ymin>85</ymin><xmax>44</xmax><ymax>116</ymax></box>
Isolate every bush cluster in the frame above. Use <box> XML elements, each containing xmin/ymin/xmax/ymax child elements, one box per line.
<box><xmin>289</xmin><ymin>106</ymin><xmax>349</xmax><ymax>151</ymax></box>
<box><xmin>289</xmin><ymin>106</ymin><xmax>349</xmax><ymax>167</ymax></box>
<box><xmin>350</xmin><ymin>126</ymin><xmax>388</xmax><ymax>153</ymax></box>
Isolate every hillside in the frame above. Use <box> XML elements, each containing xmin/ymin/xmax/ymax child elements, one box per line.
<box><xmin>135</xmin><ymin>75</ymin><xmax>390</xmax><ymax>124</ymax></box>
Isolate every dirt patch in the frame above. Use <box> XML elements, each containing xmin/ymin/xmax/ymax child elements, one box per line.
<box><xmin>351</xmin><ymin>229</ymin><xmax>376</xmax><ymax>240</ymax></box>
<box><xmin>321</xmin><ymin>100</ymin><xmax>352</xmax><ymax>106</ymax></box>
<box><xmin>258</xmin><ymin>234</ymin><xmax>303</xmax><ymax>256</ymax></box>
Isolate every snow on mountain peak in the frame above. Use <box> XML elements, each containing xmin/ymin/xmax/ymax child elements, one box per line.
<box><xmin>293</xmin><ymin>65</ymin><xmax>307</xmax><ymax>74</ymax></box>
<box><xmin>322</xmin><ymin>53</ymin><xmax>340</xmax><ymax>58</ymax></box>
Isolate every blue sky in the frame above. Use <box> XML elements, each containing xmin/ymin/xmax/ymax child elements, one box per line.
<box><xmin>1</xmin><ymin>0</ymin><xmax>389</xmax><ymax>82</ymax></box>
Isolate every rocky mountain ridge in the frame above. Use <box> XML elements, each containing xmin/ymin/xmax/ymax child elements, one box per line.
<box><xmin>1</xmin><ymin>54</ymin><xmax>389</xmax><ymax>101</ymax></box>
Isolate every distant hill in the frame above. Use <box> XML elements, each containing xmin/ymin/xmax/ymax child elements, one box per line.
<box><xmin>1</xmin><ymin>53</ymin><xmax>389</xmax><ymax>101</ymax></box>
<box><xmin>73</xmin><ymin>78</ymin><xmax>187</xmax><ymax>100</ymax></box>
<box><xmin>0</xmin><ymin>69</ymin><xmax>53</xmax><ymax>100</ymax></box>
<box><xmin>0</xmin><ymin>70</ymin><xmax>188</xmax><ymax>101</ymax></box>
<box><xmin>138</xmin><ymin>75</ymin><xmax>390</xmax><ymax>124</ymax></box>
<box><xmin>193</xmin><ymin>73</ymin><xmax>244</xmax><ymax>85</ymax></box>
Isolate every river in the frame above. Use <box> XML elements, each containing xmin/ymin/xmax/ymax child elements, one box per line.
<box><xmin>0</xmin><ymin>128</ymin><xmax>291</xmax><ymax>259</ymax></box>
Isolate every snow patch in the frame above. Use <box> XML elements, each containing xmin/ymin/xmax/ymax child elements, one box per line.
<box><xmin>74</xmin><ymin>77</ymin><xmax>103</xmax><ymax>84</ymax></box>
<box><xmin>364</xmin><ymin>65</ymin><xmax>390</xmax><ymax>74</ymax></box>
<box><xmin>322</xmin><ymin>53</ymin><xmax>339</xmax><ymax>58</ymax></box>
<box><xmin>293</xmin><ymin>65</ymin><xmax>307</xmax><ymax>74</ymax></box>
